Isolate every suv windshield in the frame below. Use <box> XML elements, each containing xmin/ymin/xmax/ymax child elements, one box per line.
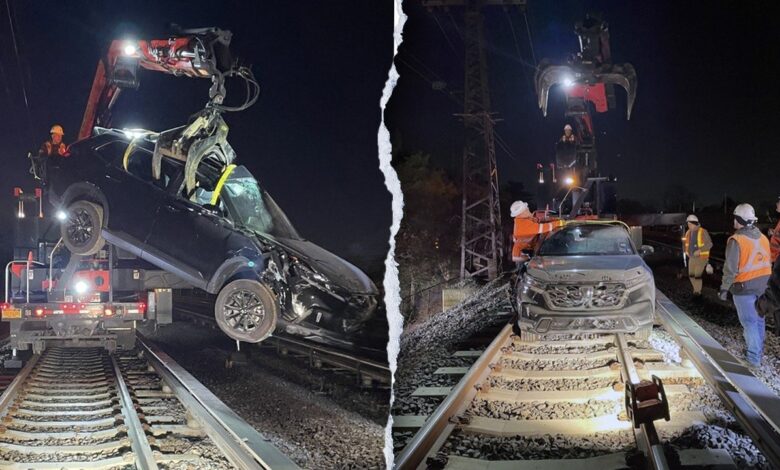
<box><xmin>220</xmin><ymin>166</ymin><xmax>301</xmax><ymax>240</ymax></box>
<box><xmin>538</xmin><ymin>224</ymin><xmax>635</xmax><ymax>256</ymax></box>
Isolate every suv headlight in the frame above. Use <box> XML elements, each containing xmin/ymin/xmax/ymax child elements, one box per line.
<box><xmin>521</xmin><ymin>273</ymin><xmax>548</xmax><ymax>292</ymax></box>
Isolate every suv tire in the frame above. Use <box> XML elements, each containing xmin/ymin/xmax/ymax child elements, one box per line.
<box><xmin>61</xmin><ymin>200</ymin><xmax>106</xmax><ymax>256</ymax></box>
<box><xmin>215</xmin><ymin>279</ymin><xmax>278</xmax><ymax>343</ymax></box>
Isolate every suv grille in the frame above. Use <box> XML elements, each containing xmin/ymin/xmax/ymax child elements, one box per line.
<box><xmin>545</xmin><ymin>283</ymin><xmax>626</xmax><ymax>309</ymax></box>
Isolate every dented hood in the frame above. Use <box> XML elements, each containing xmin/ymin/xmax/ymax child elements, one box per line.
<box><xmin>273</xmin><ymin>237</ymin><xmax>378</xmax><ymax>295</ymax></box>
<box><xmin>528</xmin><ymin>255</ymin><xmax>648</xmax><ymax>283</ymax></box>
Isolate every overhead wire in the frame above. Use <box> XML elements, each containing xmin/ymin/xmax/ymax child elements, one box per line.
<box><xmin>396</xmin><ymin>54</ymin><xmax>521</xmax><ymax>162</ymax></box>
<box><xmin>405</xmin><ymin>52</ymin><xmax>445</xmax><ymax>83</ymax></box>
<box><xmin>523</xmin><ymin>11</ymin><xmax>538</xmax><ymax>66</ymax></box>
<box><xmin>431</xmin><ymin>11</ymin><xmax>460</xmax><ymax>59</ymax></box>
<box><xmin>4</xmin><ymin>0</ymin><xmax>34</xmax><ymax>140</ymax></box>
<box><xmin>398</xmin><ymin>8</ymin><xmax>524</xmax><ymax>163</ymax></box>
<box><xmin>503</xmin><ymin>7</ymin><xmax>534</xmax><ymax>95</ymax></box>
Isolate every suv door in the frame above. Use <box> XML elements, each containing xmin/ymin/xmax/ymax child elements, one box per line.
<box><xmin>89</xmin><ymin>140</ymin><xmax>163</xmax><ymax>245</ymax></box>
<box><xmin>143</xmin><ymin>158</ymin><xmax>234</xmax><ymax>289</ymax></box>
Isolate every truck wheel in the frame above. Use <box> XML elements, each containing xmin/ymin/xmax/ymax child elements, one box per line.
<box><xmin>215</xmin><ymin>279</ymin><xmax>278</xmax><ymax>343</ymax></box>
<box><xmin>61</xmin><ymin>200</ymin><xmax>105</xmax><ymax>256</ymax></box>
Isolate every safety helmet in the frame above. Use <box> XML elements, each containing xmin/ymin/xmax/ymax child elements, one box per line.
<box><xmin>686</xmin><ymin>214</ymin><xmax>699</xmax><ymax>224</ymax></box>
<box><xmin>510</xmin><ymin>200</ymin><xmax>529</xmax><ymax>217</ymax></box>
<box><xmin>563</xmin><ymin>124</ymin><xmax>573</xmax><ymax>131</ymax></box>
<box><xmin>733</xmin><ymin>203</ymin><xmax>757</xmax><ymax>223</ymax></box>
<box><xmin>50</xmin><ymin>124</ymin><xmax>64</xmax><ymax>136</ymax></box>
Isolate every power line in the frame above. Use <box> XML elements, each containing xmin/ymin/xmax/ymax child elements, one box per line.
<box><xmin>4</xmin><ymin>0</ymin><xmax>34</xmax><ymax>141</ymax></box>
<box><xmin>431</xmin><ymin>11</ymin><xmax>460</xmax><ymax>59</ymax></box>
<box><xmin>523</xmin><ymin>11</ymin><xmax>538</xmax><ymax>66</ymax></box>
<box><xmin>503</xmin><ymin>7</ymin><xmax>533</xmax><ymax>95</ymax></box>
<box><xmin>398</xmin><ymin>55</ymin><xmax>520</xmax><ymax>162</ymax></box>
<box><xmin>405</xmin><ymin>52</ymin><xmax>445</xmax><ymax>83</ymax></box>
<box><xmin>447</xmin><ymin>10</ymin><xmax>463</xmax><ymax>41</ymax></box>
<box><xmin>504</xmin><ymin>8</ymin><xmax>523</xmax><ymax>59</ymax></box>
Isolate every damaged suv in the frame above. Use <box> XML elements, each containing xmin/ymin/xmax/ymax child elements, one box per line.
<box><xmin>514</xmin><ymin>221</ymin><xmax>655</xmax><ymax>341</ymax></box>
<box><xmin>45</xmin><ymin>129</ymin><xmax>378</xmax><ymax>345</ymax></box>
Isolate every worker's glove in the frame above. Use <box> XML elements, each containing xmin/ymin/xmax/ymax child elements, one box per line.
<box><xmin>718</xmin><ymin>289</ymin><xmax>729</xmax><ymax>301</ymax></box>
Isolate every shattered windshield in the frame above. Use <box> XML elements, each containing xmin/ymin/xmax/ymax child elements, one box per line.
<box><xmin>538</xmin><ymin>224</ymin><xmax>635</xmax><ymax>256</ymax></box>
<box><xmin>220</xmin><ymin>166</ymin><xmax>301</xmax><ymax>240</ymax></box>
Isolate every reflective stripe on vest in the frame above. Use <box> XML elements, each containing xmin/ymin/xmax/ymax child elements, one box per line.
<box><xmin>731</xmin><ymin>234</ymin><xmax>771</xmax><ymax>282</ymax></box>
<box><xmin>683</xmin><ymin>228</ymin><xmax>709</xmax><ymax>257</ymax></box>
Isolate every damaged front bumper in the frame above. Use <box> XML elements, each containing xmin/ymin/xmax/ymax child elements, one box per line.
<box><xmin>516</xmin><ymin>280</ymin><xmax>655</xmax><ymax>336</ymax></box>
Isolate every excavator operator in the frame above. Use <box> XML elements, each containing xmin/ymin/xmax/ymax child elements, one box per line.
<box><xmin>560</xmin><ymin>124</ymin><xmax>576</xmax><ymax>143</ymax></box>
<box><xmin>39</xmin><ymin>125</ymin><xmax>68</xmax><ymax>158</ymax></box>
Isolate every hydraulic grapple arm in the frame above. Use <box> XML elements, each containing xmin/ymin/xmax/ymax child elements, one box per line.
<box><xmin>78</xmin><ymin>28</ymin><xmax>245</xmax><ymax>140</ymax></box>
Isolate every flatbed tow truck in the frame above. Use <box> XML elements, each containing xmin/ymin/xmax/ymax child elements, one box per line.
<box><xmin>1</xmin><ymin>187</ymin><xmax>189</xmax><ymax>364</ymax></box>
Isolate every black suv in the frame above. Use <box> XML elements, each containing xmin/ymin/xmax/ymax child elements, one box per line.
<box><xmin>45</xmin><ymin>128</ymin><xmax>378</xmax><ymax>344</ymax></box>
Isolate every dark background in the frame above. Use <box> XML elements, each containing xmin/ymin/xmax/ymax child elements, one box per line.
<box><xmin>387</xmin><ymin>1</ymin><xmax>779</xmax><ymax>216</ymax></box>
<box><xmin>0</xmin><ymin>0</ymin><xmax>393</xmax><ymax>276</ymax></box>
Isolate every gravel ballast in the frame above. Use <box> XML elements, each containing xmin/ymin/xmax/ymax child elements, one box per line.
<box><xmin>141</xmin><ymin>320</ymin><xmax>386</xmax><ymax>469</ymax></box>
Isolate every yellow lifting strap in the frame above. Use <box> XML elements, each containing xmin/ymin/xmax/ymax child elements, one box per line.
<box><xmin>122</xmin><ymin>140</ymin><xmax>139</xmax><ymax>171</ymax></box>
<box><xmin>210</xmin><ymin>164</ymin><xmax>237</xmax><ymax>205</ymax></box>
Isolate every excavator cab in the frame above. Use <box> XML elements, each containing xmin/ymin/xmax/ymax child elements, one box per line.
<box><xmin>555</xmin><ymin>140</ymin><xmax>577</xmax><ymax>170</ymax></box>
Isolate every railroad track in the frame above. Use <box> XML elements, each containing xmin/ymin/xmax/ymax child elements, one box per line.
<box><xmin>173</xmin><ymin>300</ymin><xmax>391</xmax><ymax>388</ymax></box>
<box><xmin>0</xmin><ymin>337</ymin><xmax>299</xmax><ymax>469</ymax></box>
<box><xmin>394</xmin><ymin>291</ymin><xmax>780</xmax><ymax>469</ymax></box>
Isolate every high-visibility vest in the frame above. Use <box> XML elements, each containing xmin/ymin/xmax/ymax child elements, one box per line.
<box><xmin>682</xmin><ymin>228</ymin><xmax>709</xmax><ymax>258</ymax></box>
<box><xmin>730</xmin><ymin>234</ymin><xmax>771</xmax><ymax>282</ymax></box>
<box><xmin>512</xmin><ymin>217</ymin><xmax>563</xmax><ymax>257</ymax></box>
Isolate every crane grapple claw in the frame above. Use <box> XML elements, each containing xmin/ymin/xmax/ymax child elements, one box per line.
<box><xmin>534</xmin><ymin>62</ymin><xmax>637</xmax><ymax>120</ymax></box>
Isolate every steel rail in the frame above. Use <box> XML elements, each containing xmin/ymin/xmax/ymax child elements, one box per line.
<box><xmin>175</xmin><ymin>304</ymin><xmax>390</xmax><ymax>384</ymax></box>
<box><xmin>615</xmin><ymin>333</ymin><xmax>670</xmax><ymax>470</ymax></box>
<box><xmin>137</xmin><ymin>334</ymin><xmax>300</xmax><ymax>470</ymax></box>
<box><xmin>111</xmin><ymin>356</ymin><xmax>158</xmax><ymax>470</ymax></box>
<box><xmin>655</xmin><ymin>290</ymin><xmax>780</xmax><ymax>468</ymax></box>
<box><xmin>0</xmin><ymin>353</ymin><xmax>38</xmax><ymax>412</ymax></box>
<box><xmin>394</xmin><ymin>322</ymin><xmax>514</xmax><ymax>470</ymax></box>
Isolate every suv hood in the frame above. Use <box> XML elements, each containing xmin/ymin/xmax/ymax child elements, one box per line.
<box><xmin>528</xmin><ymin>255</ymin><xmax>648</xmax><ymax>283</ymax></box>
<box><xmin>270</xmin><ymin>237</ymin><xmax>378</xmax><ymax>295</ymax></box>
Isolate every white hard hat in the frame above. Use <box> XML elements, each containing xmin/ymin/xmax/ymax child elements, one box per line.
<box><xmin>564</xmin><ymin>124</ymin><xmax>573</xmax><ymax>131</ymax></box>
<box><xmin>733</xmin><ymin>203</ymin><xmax>757</xmax><ymax>222</ymax></box>
<box><xmin>510</xmin><ymin>200</ymin><xmax>529</xmax><ymax>217</ymax></box>
<box><xmin>686</xmin><ymin>214</ymin><xmax>699</xmax><ymax>223</ymax></box>
<box><xmin>50</xmin><ymin>124</ymin><xmax>64</xmax><ymax>135</ymax></box>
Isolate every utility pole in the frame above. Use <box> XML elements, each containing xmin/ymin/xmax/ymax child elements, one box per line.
<box><xmin>423</xmin><ymin>0</ymin><xmax>527</xmax><ymax>280</ymax></box>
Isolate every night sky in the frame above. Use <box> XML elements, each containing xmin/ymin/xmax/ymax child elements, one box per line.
<box><xmin>387</xmin><ymin>1</ymin><xmax>779</xmax><ymax>213</ymax></box>
<box><xmin>0</xmin><ymin>0</ymin><xmax>393</xmax><ymax>274</ymax></box>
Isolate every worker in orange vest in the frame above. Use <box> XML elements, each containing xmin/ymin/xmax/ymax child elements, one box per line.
<box><xmin>719</xmin><ymin>203</ymin><xmax>771</xmax><ymax>367</ymax></box>
<box><xmin>768</xmin><ymin>196</ymin><xmax>780</xmax><ymax>263</ymax></box>
<box><xmin>39</xmin><ymin>125</ymin><xmax>67</xmax><ymax>157</ymax></box>
<box><xmin>681</xmin><ymin>214</ymin><xmax>712</xmax><ymax>298</ymax></box>
<box><xmin>511</xmin><ymin>200</ymin><xmax>563</xmax><ymax>265</ymax></box>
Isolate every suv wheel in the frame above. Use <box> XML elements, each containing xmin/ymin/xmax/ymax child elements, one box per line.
<box><xmin>61</xmin><ymin>200</ymin><xmax>106</xmax><ymax>256</ymax></box>
<box><xmin>215</xmin><ymin>279</ymin><xmax>278</xmax><ymax>343</ymax></box>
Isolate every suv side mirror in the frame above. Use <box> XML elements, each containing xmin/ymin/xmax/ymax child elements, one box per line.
<box><xmin>639</xmin><ymin>245</ymin><xmax>655</xmax><ymax>257</ymax></box>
